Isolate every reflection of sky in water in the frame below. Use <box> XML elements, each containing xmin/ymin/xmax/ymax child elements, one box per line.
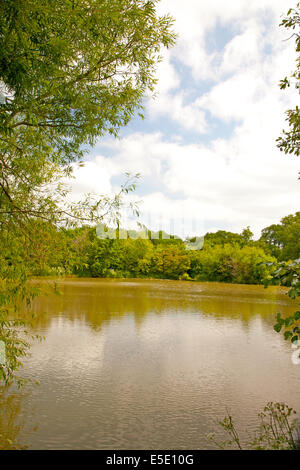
<box><xmin>1</xmin><ymin>279</ymin><xmax>300</xmax><ymax>450</ymax></box>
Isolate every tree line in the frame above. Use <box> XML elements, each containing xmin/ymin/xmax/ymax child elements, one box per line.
<box><xmin>27</xmin><ymin>212</ymin><xmax>300</xmax><ymax>285</ymax></box>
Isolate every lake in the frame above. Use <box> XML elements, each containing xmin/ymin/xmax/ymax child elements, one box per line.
<box><xmin>1</xmin><ymin>278</ymin><xmax>299</xmax><ymax>449</ymax></box>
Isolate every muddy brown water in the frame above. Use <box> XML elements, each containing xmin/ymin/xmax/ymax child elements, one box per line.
<box><xmin>1</xmin><ymin>279</ymin><xmax>299</xmax><ymax>449</ymax></box>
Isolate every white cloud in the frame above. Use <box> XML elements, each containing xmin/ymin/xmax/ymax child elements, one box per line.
<box><xmin>148</xmin><ymin>92</ymin><xmax>207</xmax><ymax>133</ymax></box>
<box><xmin>69</xmin><ymin>129</ymin><xmax>299</xmax><ymax>238</ymax></box>
<box><xmin>66</xmin><ymin>158</ymin><xmax>114</xmax><ymax>198</ymax></box>
<box><xmin>147</xmin><ymin>0</ymin><xmax>298</xmax><ymax>132</ymax></box>
<box><xmin>66</xmin><ymin>0</ymin><xmax>299</xmax><ymax>238</ymax></box>
<box><xmin>154</xmin><ymin>50</ymin><xmax>180</xmax><ymax>95</ymax></box>
<box><xmin>157</xmin><ymin>0</ymin><xmax>293</xmax><ymax>79</ymax></box>
<box><xmin>219</xmin><ymin>23</ymin><xmax>264</xmax><ymax>76</ymax></box>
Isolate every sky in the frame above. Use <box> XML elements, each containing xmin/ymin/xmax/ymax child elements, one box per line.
<box><xmin>68</xmin><ymin>0</ymin><xmax>299</xmax><ymax>240</ymax></box>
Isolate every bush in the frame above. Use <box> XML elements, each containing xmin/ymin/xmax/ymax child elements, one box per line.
<box><xmin>188</xmin><ymin>244</ymin><xmax>276</xmax><ymax>284</ymax></box>
<box><xmin>150</xmin><ymin>244</ymin><xmax>190</xmax><ymax>280</ymax></box>
<box><xmin>208</xmin><ymin>402</ymin><xmax>300</xmax><ymax>450</ymax></box>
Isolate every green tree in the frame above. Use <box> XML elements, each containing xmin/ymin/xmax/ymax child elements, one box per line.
<box><xmin>241</xmin><ymin>226</ymin><xmax>254</xmax><ymax>243</ymax></box>
<box><xmin>0</xmin><ymin>0</ymin><xmax>175</xmax><ymax>224</ymax></box>
<box><xmin>271</xmin><ymin>259</ymin><xmax>300</xmax><ymax>346</ymax></box>
<box><xmin>188</xmin><ymin>244</ymin><xmax>276</xmax><ymax>284</ymax></box>
<box><xmin>276</xmin><ymin>3</ymin><xmax>300</xmax><ymax>157</ymax></box>
<box><xmin>266</xmin><ymin>4</ymin><xmax>300</xmax><ymax>345</ymax></box>
<box><xmin>260</xmin><ymin>212</ymin><xmax>300</xmax><ymax>261</ymax></box>
<box><xmin>119</xmin><ymin>239</ymin><xmax>154</xmax><ymax>277</ymax></box>
<box><xmin>204</xmin><ymin>229</ymin><xmax>253</xmax><ymax>248</ymax></box>
<box><xmin>151</xmin><ymin>244</ymin><xmax>190</xmax><ymax>280</ymax></box>
<box><xmin>0</xmin><ymin>0</ymin><xmax>175</xmax><ymax>385</ymax></box>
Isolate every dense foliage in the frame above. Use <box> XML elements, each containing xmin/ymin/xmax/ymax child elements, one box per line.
<box><xmin>24</xmin><ymin>212</ymin><xmax>300</xmax><ymax>285</ymax></box>
<box><xmin>204</xmin><ymin>227</ymin><xmax>254</xmax><ymax>248</ymax></box>
<box><xmin>188</xmin><ymin>243</ymin><xmax>275</xmax><ymax>284</ymax></box>
<box><xmin>271</xmin><ymin>259</ymin><xmax>300</xmax><ymax>346</ymax></box>
<box><xmin>260</xmin><ymin>212</ymin><xmax>300</xmax><ymax>260</ymax></box>
<box><xmin>0</xmin><ymin>0</ymin><xmax>175</xmax><ymax>229</ymax></box>
<box><xmin>277</xmin><ymin>3</ymin><xmax>300</xmax><ymax>156</ymax></box>
<box><xmin>27</xmin><ymin>219</ymin><xmax>300</xmax><ymax>285</ymax></box>
<box><xmin>276</xmin><ymin>2</ymin><xmax>300</xmax><ymax>157</ymax></box>
<box><xmin>0</xmin><ymin>0</ymin><xmax>175</xmax><ymax>385</ymax></box>
<box><xmin>271</xmin><ymin>5</ymin><xmax>300</xmax><ymax>347</ymax></box>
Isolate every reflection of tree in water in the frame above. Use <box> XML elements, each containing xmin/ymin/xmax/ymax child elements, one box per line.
<box><xmin>0</xmin><ymin>388</ymin><xmax>27</xmax><ymax>449</ymax></box>
<box><xmin>25</xmin><ymin>280</ymin><xmax>298</xmax><ymax>334</ymax></box>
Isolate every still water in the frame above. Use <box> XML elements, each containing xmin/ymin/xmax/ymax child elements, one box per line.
<box><xmin>1</xmin><ymin>279</ymin><xmax>300</xmax><ymax>449</ymax></box>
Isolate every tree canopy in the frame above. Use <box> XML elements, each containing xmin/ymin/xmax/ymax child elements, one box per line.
<box><xmin>260</xmin><ymin>212</ymin><xmax>300</xmax><ymax>261</ymax></box>
<box><xmin>277</xmin><ymin>2</ymin><xmax>300</xmax><ymax>157</ymax></box>
<box><xmin>0</xmin><ymin>0</ymin><xmax>175</xmax><ymax>226</ymax></box>
<box><xmin>0</xmin><ymin>0</ymin><xmax>175</xmax><ymax>155</ymax></box>
<box><xmin>0</xmin><ymin>0</ymin><xmax>175</xmax><ymax>385</ymax></box>
<box><xmin>204</xmin><ymin>227</ymin><xmax>253</xmax><ymax>248</ymax></box>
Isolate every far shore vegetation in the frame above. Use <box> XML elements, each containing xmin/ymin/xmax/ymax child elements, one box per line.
<box><xmin>28</xmin><ymin>211</ymin><xmax>299</xmax><ymax>286</ymax></box>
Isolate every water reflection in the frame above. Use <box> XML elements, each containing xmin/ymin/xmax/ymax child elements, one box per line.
<box><xmin>30</xmin><ymin>279</ymin><xmax>296</xmax><ymax>330</ymax></box>
<box><xmin>1</xmin><ymin>279</ymin><xmax>300</xmax><ymax>449</ymax></box>
<box><xmin>0</xmin><ymin>389</ymin><xmax>28</xmax><ymax>449</ymax></box>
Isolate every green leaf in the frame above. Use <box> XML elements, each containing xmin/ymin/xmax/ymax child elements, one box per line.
<box><xmin>274</xmin><ymin>323</ymin><xmax>282</xmax><ymax>333</ymax></box>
